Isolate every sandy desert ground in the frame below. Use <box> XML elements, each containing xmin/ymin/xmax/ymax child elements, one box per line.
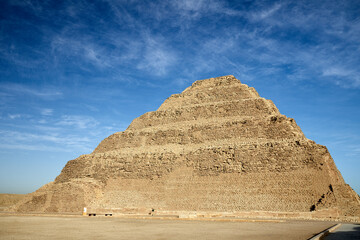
<box><xmin>0</xmin><ymin>215</ymin><xmax>336</xmax><ymax>240</ymax></box>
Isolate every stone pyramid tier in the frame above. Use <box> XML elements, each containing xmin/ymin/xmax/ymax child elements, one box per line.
<box><xmin>12</xmin><ymin>75</ymin><xmax>360</xmax><ymax>221</ymax></box>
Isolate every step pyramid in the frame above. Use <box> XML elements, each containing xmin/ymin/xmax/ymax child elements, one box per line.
<box><xmin>13</xmin><ymin>75</ymin><xmax>360</xmax><ymax>220</ymax></box>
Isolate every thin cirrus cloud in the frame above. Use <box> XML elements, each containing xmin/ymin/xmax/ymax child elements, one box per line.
<box><xmin>322</xmin><ymin>67</ymin><xmax>360</xmax><ymax>87</ymax></box>
<box><xmin>2</xmin><ymin>0</ymin><xmax>359</xmax><ymax>88</ymax></box>
<box><xmin>136</xmin><ymin>35</ymin><xmax>177</xmax><ymax>76</ymax></box>
<box><xmin>0</xmin><ymin>130</ymin><xmax>88</xmax><ymax>145</ymax></box>
<box><xmin>40</xmin><ymin>108</ymin><xmax>53</xmax><ymax>116</ymax></box>
<box><xmin>0</xmin><ymin>113</ymin><xmax>105</xmax><ymax>153</ymax></box>
<box><xmin>250</xmin><ymin>3</ymin><xmax>283</xmax><ymax>20</ymax></box>
<box><xmin>8</xmin><ymin>114</ymin><xmax>21</xmax><ymax>120</ymax></box>
<box><xmin>0</xmin><ymin>130</ymin><xmax>93</xmax><ymax>153</ymax></box>
<box><xmin>0</xmin><ymin>83</ymin><xmax>62</xmax><ymax>99</ymax></box>
<box><xmin>56</xmin><ymin>115</ymin><xmax>99</xmax><ymax>129</ymax></box>
<box><xmin>51</xmin><ymin>36</ymin><xmax>113</xmax><ymax>69</ymax></box>
<box><xmin>1</xmin><ymin>0</ymin><xmax>359</xmax><ymax>102</ymax></box>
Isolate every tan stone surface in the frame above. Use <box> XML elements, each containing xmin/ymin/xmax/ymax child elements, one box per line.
<box><xmin>10</xmin><ymin>75</ymin><xmax>360</xmax><ymax>221</ymax></box>
<box><xmin>0</xmin><ymin>215</ymin><xmax>336</xmax><ymax>240</ymax></box>
<box><xmin>0</xmin><ymin>194</ymin><xmax>25</xmax><ymax>210</ymax></box>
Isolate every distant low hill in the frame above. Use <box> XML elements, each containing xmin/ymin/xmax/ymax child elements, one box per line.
<box><xmin>0</xmin><ymin>194</ymin><xmax>26</xmax><ymax>209</ymax></box>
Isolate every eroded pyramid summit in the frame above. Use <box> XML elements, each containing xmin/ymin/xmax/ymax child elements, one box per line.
<box><xmin>13</xmin><ymin>75</ymin><xmax>360</xmax><ymax>221</ymax></box>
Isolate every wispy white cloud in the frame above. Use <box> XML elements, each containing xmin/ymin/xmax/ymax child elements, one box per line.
<box><xmin>170</xmin><ymin>0</ymin><xmax>242</xmax><ymax>20</ymax></box>
<box><xmin>251</xmin><ymin>3</ymin><xmax>283</xmax><ymax>20</ymax></box>
<box><xmin>0</xmin><ymin>133</ymin><xmax>92</xmax><ymax>153</ymax></box>
<box><xmin>137</xmin><ymin>34</ymin><xmax>177</xmax><ymax>76</ymax></box>
<box><xmin>38</xmin><ymin>119</ymin><xmax>47</xmax><ymax>124</ymax></box>
<box><xmin>8</xmin><ymin>0</ymin><xmax>44</xmax><ymax>14</ymax></box>
<box><xmin>0</xmin><ymin>83</ymin><xmax>62</xmax><ymax>99</ymax></box>
<box><xmin>48</xmin><ymin>3</ymin><xmax>177</xmax><ymax>77</ymax></box>
<box><xmin>202</xmin><ymin>37</ymin><xmax>235</xmax><ymax>54</ymax></box>
<box><xmin>0</xmin><ymin>126</ymin><xmax>94</xmax><ymax>153</ymax></box>
<box><xmin>8</xmin><ymin>114</ymin><xmax>21</xmax><ymax>120</ymax></box>
<box><xmin>56</xmin><ymin>115</ymin><xmax>99</xmax><ymax>129</ymax></box>
<box><xmin>321</xmin><ymin>66</ymin><xmax>360</xmax><ymax>87</ymax></box>
<box><xmin>51</xmin><ymin>36</ymin><xmax>111</xmax><ymax>69</ymax></box>
<box><xmin>83</xmin><ymin>104</ymin><xmax>99</xmax><ymax>112</ymax></box>
<box><xmin>40</xmin><ymin>108</ymin><xmax>53</xmax><ymax>116</ymax></box>
<box><xmin>0</xmin><ymin>112</ymin><xmax>127</xmax><ymax>154</ymax></box>
<box><xmin>322</xmin><ymin>67</ymin><xmax>354</xmax><ymax>77</ymax></box>
<box><xmin>173</xmin><ymin>0</ymin><xmax>205</xmax><ymax>11</ymax></box>
<box><xmin>0</xmin><ymin>143</ymin><xmax>71</xmax><ymax>152</ymax></box>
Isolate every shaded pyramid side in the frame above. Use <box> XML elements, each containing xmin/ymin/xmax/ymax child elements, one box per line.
<box><xmin>12</xmin><ymin>76</ymin><xmax>360</xmax><ymax>221</ymax></box>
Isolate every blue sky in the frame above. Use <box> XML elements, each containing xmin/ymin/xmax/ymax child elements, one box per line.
<box><xmin>0</xmin><ymin>0</ymin><xmax>359</xmax><ymax>195</ymax></box>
